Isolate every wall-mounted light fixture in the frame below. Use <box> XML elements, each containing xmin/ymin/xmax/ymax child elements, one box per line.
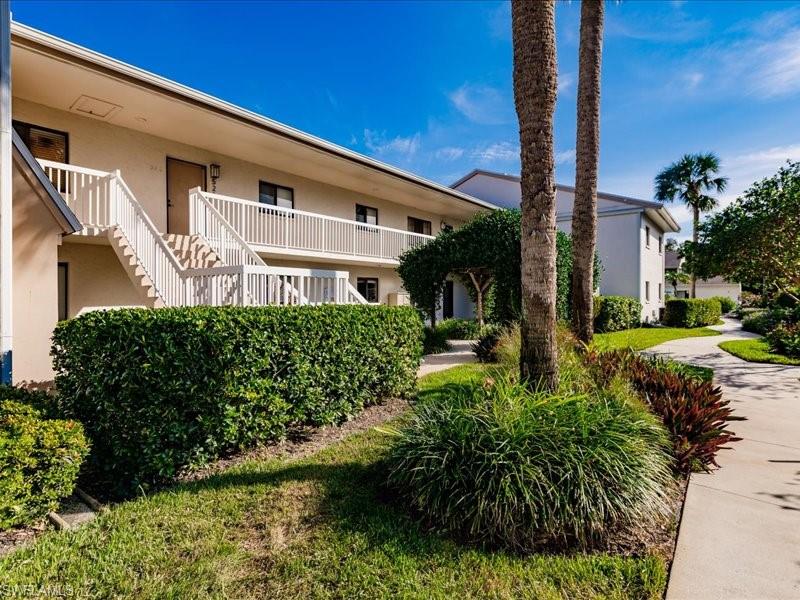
<box><xmin>209</xmin><ymin>163</ymin><xmax>221</xmax><ymax>192</ymax></box>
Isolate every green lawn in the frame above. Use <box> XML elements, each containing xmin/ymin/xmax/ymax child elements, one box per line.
<box><xmin>594</xmin><ymin>327</ymin><xmax>721</xmax><ymax>352</ymax></box>
<box><xmin>0</xmin><ymin>365</ymin><xmax>666</xmax><ymax>599</ymax></box>
<box><xmin>719</xmin><ymin>338</ymin><xmax>800</xmax><ymax>366</ymax></box>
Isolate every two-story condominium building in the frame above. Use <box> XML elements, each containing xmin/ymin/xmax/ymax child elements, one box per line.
<box><xmin>452</xmin><ymin>169</ymin><xmax>681</xmax><ymax>322</ymax></box>
<box><xmin>4</xmin><ymin>22</ymin><xmax>493</xmax><ymax>385</ymax></box>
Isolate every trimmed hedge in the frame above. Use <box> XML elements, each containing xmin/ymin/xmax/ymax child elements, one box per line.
<box><xmin>663</xmin><ymin>298</ymin><xmax>722</xmax><ymax>328</ymax></box>
<box><xmin>52</xmin><ymin>305</ymin><xmax>423</xmax><ymax>495</ymax></box>
<box><xmin>436</xmin><ymin>318</ymin><xmax>482</xmax><ymax>340</ymax></box>
<box><xmin>1</xmin><ymin>398</ymin><xmax>88</xmax><ymax>529</ymax></box>
<box><xmin>710</xmin><ymin>296</ymin><xmax>737</xmax><ymax>314</ymax></box>
<box><xmin>594</xmin><ymin>296</ymin><xmax>642</xmax><ymax>333</ymax></box>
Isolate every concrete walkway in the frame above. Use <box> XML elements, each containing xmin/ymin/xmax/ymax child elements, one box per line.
<box><xmin>418</xmin><ymin>339</ymin><xmax>476</xmax><ymax>377</ymax></box>
<box><xmin>652</xmin><ymin>318</ymin><xmax>800</xmax><ymax>600</ymax></box>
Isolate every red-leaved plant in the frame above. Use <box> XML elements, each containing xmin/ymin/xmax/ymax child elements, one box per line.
<box><xmin>586</xmin><ymin>350</ymin><xmax>744</xmax><ymax>473</ymax></box>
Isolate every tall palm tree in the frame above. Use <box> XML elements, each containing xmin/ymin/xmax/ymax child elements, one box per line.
<box><xmin>570</xmin><ymin>0</ymin><xmax>604</xmax><ymax>344</ymax></box>
<box><xmin>655</xmin><ymin>153</ymin><xmax>728</xmax><ymax>298</ymax></box>
<box><xmin>512</xmin><ymin>0</ymin><xmax>559</xmax><ymax>390</ymax></box>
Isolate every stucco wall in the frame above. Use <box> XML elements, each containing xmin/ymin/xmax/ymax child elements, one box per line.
<box><xmin>640</xmin><ymin>214</ymin><xmax>666</xmax><ymax>322</ymax></box>
<box><xmin>57</xmin><ymin>242</ymin><xmax>146</xmax><ymax>317</ymax></box>
<box><xmin>12</xmin><ymin>162</ymin><xmax>63</xmax><ymax>385</ymax></box>
<box><xmin>13</xmin><ymin>99</ymin><xmax>448</xmax><ymax>236</ymax></box>
<box><xmin>673</xmin><ymin>281</ymin><xmax>742</xmax><ymax>303</ymax></box>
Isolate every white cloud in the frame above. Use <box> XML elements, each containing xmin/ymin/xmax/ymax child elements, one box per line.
<box><xmin>555</xmin><ymin>148</ymin><xmax>576</xmax><ymax>165</ymax></box>
<box><xmin>449</xmin><ymin>83</ymin><xmax>513</xmax><ymax>125</ymax></box>
<box><xmin>558</xmin><ymin>72</ymin><xmax>575</xmax><ymax>94</ymax></box>
<box><xmin>472</xmin><ymin>142</ymin><xmax>519</xmax><ymax>163</ymax></box>
<box><xmin>363</xmin><ymin>129</ymin><xmax>421</xmax><ymax>156</ymax></box>
<box><xmin>606</xmin><ymin>8</ymin><xmax>709</xmax><ymax>44</ymax></box>
<box><xmin>435</xmin><ymin>146</ymin><xmax>465</xmax><ymax>161</ymax></box>
<box><xmin>719</xmin><ymin>144</ymin><xmax>800</xmax><ymax>204</ymax></box>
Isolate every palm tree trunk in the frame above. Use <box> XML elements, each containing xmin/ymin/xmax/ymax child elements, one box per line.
<box><xmin>691</xmin><ymin>205</ymin><xmax>699</xmax><ymax>298</ymax></box>
<box><xmin>570</xmin><ymin>0</ymin><xmax>604</xmax><ymax>344</ymax></box>
<box><xmin>512</xmin><ymin>0</ymin><xmax>559</xmax><ymax>391</ymax></box>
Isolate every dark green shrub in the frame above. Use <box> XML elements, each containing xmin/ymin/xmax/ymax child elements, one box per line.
<box><xmin>663</xmin><ymin>298</ymin><xmax>722</xmax><ymax>328</ymax></box>
<box><xmin>588</xmin><ymin>350</ymin><xmax>742</xmax><ymax>472</ymax></box>
<box><xmin>423</xmin><ymin>326</ymin><xmax>450</xmax><ymax>354</ymax></box>
<box><xmin>767</xmin><ymin>322</ymin><xmax>800</xmax><ymax>357</ymax></box>
<box><xmin>436</xmin><ymin>318</ymin><xmax>481</xmax><ymax>340</ymax></box>
<box><xmin>471</xmin><ymin>324</ymin><xmax>504</xmax><ymax>363</ymax></box>
<box><xmin>742</xmin><ymin>306</ymin><xmax>799</xmax><ymax>335</ymax></box>
<box><xmin>387</xmin><ymin>376</ymin><xmax>672</xmax><ymax>551</ymax></box>
<box><xmin>594</xmin><ymin>295</ymin><xmax>642</xmax><ymax>332</ymax></box>
<box><xmin>1</xmin><ymin>400</ymin><xmax>88</xmax><ymax>529</ymax></box>
<box><xmin>710</xmin><ymin>296</ymin><xmax>737</xmax><ymax>314</ymax></box>
<box><xmin>52</xmin><ymin>305</ymin><xmax>423</xmax><ymax>495</ymax></box>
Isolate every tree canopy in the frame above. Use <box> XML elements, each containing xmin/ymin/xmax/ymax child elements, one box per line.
<box><xmin>397</xmin><ymin>209</ymin><xmax>600</xmax><ymax>324</ymax></box>
<box><xmin>685</xmin><ymin>161</ymin><xmax>800</xmax><ymax>302</ymax></box>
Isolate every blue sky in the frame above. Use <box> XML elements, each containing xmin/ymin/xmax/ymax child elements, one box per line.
<box><xmin>11</xmin><ymin>0</ymin><xmax>800</xmax><ymax>239</ymax></box>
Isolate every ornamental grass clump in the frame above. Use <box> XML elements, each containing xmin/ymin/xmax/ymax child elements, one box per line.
<box><xmin>386</xmin><ymin>375</ymin><xmax>673</xmax><ymax>552</ymax></box>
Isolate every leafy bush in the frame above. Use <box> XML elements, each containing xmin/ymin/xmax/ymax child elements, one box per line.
<box><xmin>471</xmin><ymin>324</ymin><xmax>505</xmax><ymax>363</ymax></box>
<box><xmin>740</xmin><ymin>291</ymin><xmax>763</xmax><ymax>308</ymax></box>
<box><xmin>1</xmin><ymin>399</ymin><xmax>88</xmax><ymax>529</ymax></box>
<box><xmin>663</xmin><ymin>298</ymin><xmax>722</xmax><ymax>328</ymax></box>
<box><xmin>387</xmin><ymin>375</ymin><xmax>673</xmax><ymax>551</ymax></box>
<box><xmin>588</xmin><ymin>350</ymin><xmax>742</xmax><ymax>472</ymax></box>
<box><xmin>594</xmin><ymin>296</ymin><xmax>642</xmax><ymax>332</ymax></box>
<box><xmin>742</xmin><ymin>306</ymin><xmax>800</xmax><ymax>335</ymax></box>
<box><xmin>436</xmin><ymin>318</ymin><xmax>482</xmax><ymax>340</ymax></box>
<box><xmin>773</xmin><ymin>289</ymin><xmax>800</xmax><ymax>308</ymax></box>
<box><xmin>52</xmin><ymin>305</ymin><xmax>423</xmax><ymax>495</ymax></box>
<box><xmin>710</xmin><ymin>296</ymin><xmax>737</xmax><ymax>314</ymax></box>
<box><xmin>766</xmin><ymin>322</ymin><xmax>800</xmax><ymax>358</ymax></box>
<box><xmin>423</xmin><ymin>326</ymin><xmax>450</xmax><ymax>354</ymax></box>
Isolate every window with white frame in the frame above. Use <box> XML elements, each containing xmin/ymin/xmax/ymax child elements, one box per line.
<box><xmin>645</xmin><ymin>225</ymin><xmax>651</xmax><ymax>248</ymax></box>
<box><xmin>645</xmin><ymin>281</ymin><xmax>651</xmax><ymax>301</ymax></box>
<box><xmin>259</xmin><ymin>180</ymin><xmax>294</xmax><ymax>209</ymax></box>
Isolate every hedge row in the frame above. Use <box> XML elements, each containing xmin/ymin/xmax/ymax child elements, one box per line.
<box><xmin>663</xmin><ymin>298</ymin><xmax>722</xmax><ymax>328</ymax></box>
<box><xmin>594</xmin><ymin>296</ymin><xmax>642</xmax><ymax>332</ymax></box>
<box><xmin>1</xmin><ymin>395</ymin><xmax>88</xmax><ymax>529</ymax></box>
<box><xmin>52</xmin><ymin>305</ymin><xmax>423</xmax><ymax>495</ymax></box>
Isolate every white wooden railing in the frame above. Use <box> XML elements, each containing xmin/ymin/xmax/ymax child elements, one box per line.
<box><xmin>38</xmin><ymin>161</ymin><xmax>369</xmax><ymax>307</ymax></box>
<box><xmin>201</xmin><ymin>190</ymin><xmax>433</xmax><ymax>262</ymax></box>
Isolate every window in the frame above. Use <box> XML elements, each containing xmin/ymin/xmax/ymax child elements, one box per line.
<box><xmin>356</xmin><ymin>277</ymin><xmax>379</xmax><ymax>303</ymax></box>
<box><xmin>658</xmin><ymin>235</ymin><xmax>663</xmax><ymax>253</ymax></box>
<box><xmin>645</xmin><ymin>225</ymin><xmax>651</xmax><ymax>248</ymax></box>
<box><xmin>658</xmin><ymin>283</ymin><xmax>662</xmax><ymax>300</ymax></box>
<box><xmin>407</xmin><ymin>216</ymin><xmax>432</xmax><ymax>235</ymax></box>
<box><xmin>13</xmin><ymin>121</ymin><xmax>68</xmax><ymax>163</ymax></box>
<box><xmin>57</xmin><ymin>262</ymin><xmax>68</xmax><ymax>321</ymax></box>
<box><xmin>355</xmin><ymin>204</ymin><xmax>378</xmax><ymax>226</ymax></box>
<box><xmin>258</xmin><ymin>180</ymin><xmax>294</xmax><ymax>209</ymax></box>
<box><xmin>645</xmin><ymin>281</ymin><xmax>650</xmax><ymax>302</ymax></box>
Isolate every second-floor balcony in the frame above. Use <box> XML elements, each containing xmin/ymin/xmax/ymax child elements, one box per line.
<box><xmin>197</xmin><ymin>190</ymin><xmax>434</xmax><ymax>265</ymax></box>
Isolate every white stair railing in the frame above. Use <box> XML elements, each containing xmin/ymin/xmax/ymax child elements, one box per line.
<box><xmin>39</xmin><ymin>161</ymin><xmax>370</xmax><ymax>307</ymax></box>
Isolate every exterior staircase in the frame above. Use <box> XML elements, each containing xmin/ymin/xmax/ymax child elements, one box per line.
<box><xmin>107</xmin><ymin>225</ymin><xmax>164</xmax><ymax>308</ymax></box>
<box><xmin>38</xmin><ymin>160</ymin><xmax>370</xmax><ymax>308</ymax></box>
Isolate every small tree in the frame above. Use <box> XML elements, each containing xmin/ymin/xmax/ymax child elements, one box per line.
<box><xmin>687</xmin><ymin>161</ymin><xmax>800</xmax><ymax>303</ymax></box>
<box><xmin>655</xmin><ymin>153</ymin><xmax>728</xmax><ymax>297</ymax></box>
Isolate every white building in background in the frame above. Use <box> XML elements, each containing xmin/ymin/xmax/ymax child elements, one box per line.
<box><xmin>665</xmin><ymin>250</ymin><xmax>741</xmax><ymax>303</ymax></box>
<box><xmin>452</xmin><ymin>169</ymin><xmax>681</xmax><ymax>322</ymax></box>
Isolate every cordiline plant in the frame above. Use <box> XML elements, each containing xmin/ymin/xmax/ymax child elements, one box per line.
<box><xmin>588</xmin><ymin>350</ymin><xmax>744</xmax><ymax>472</ymax></box>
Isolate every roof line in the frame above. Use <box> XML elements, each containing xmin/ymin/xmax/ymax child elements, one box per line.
<box><xmin>10</xmin><ymin>21</ymin><xmax>498</xmax><ymax>212</ymax></box>
<box><xmin>12</xmin><ymin>129</ymin><xmax>81</xmax><ymax>233</ymax></box>
<box><xmin>451</xmin><ymin>167</ymin><xmax>663</xmax><ymax>209</ymax></box>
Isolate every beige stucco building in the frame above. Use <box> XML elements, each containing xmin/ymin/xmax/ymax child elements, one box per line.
<box><xmin>6</xmin><ymin>21</ymin><xmax>490</xmax><ymax>385</ymax></box>
<box><xmin>452</xmin><ymin>169</ymin><xmax>681</xmax><ymax>322</ymax></box>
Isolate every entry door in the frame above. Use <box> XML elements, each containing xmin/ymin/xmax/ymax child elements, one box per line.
<box><xmin>166</xmin><ymin>158</ymin><xmax>206</xmax><ymax>234</ymax></box>
<box><xmin>443</xmin><ymin>280</ymin><xmax>454</xmax><ymax>319</ymax></box>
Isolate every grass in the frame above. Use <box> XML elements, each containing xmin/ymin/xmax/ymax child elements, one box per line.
<box><xmin>674</xmin><ymin>363</ymin><xmax>714</xmax><ymax>382</ymax></box>
<box><xmin>0</xmin><ymin>364</ymin><xmax>667</xmax><ymax>600</ymax></box>
<box><xmin>594</xmin><ymin>327</ymin><xmax>721</xmax><ymax>352</ymax></box>
<box><xmin>719</xmin><ymin>338</ymin><xmax>800</xmax><ymax>366</ymax></box>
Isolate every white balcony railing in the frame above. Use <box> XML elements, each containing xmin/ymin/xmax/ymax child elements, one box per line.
<box><xmin>201</xmin><ymin>190</ymin><xmax>434</xmax><ymax>263</ymax></box>
<box><xmin>38</xmin><ymin>160</ymin><xmax>369</xmax><ymax>307</ymax></box>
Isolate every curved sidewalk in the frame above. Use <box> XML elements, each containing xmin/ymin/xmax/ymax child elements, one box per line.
<box><xmin>652</xmin><ymin>319</ymin><xmax>800</xmax><ymax>600</ymax></box>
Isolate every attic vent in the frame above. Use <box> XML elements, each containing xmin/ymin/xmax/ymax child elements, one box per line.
<box><xmin>69</xmin><ymin>95</ymin><xmax>122</xmax><ymax>120</ymax></box>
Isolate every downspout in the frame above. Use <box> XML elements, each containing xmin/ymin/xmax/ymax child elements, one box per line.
<box><xmin>0</xmin><ymin>1</ymin><xmax>11</xmax><ymax>384</ymax></box>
